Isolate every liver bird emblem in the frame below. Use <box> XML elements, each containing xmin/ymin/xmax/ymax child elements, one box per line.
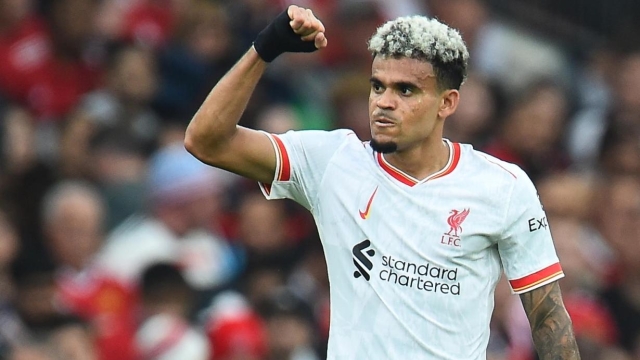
<box><xmin>446</xmin><ymin>208</ymin><xmax>470</xmax><ymax>237</ymax></box>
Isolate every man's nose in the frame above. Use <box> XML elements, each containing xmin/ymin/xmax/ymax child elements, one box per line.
<box><xmin>376</xmin><ymin>90</ymin><xmax>396</xmax><ymax>109</ymax></box>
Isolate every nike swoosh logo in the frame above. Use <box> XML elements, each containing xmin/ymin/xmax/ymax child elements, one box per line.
<box><xmin>359</xmin><ymin>186</ymin><xmax>378</xmax><ymax>220</ymax></box>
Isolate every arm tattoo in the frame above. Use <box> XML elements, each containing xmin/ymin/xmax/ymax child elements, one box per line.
<box><xmin>520</xmin><ymin>281</ymin><xmax>581</xmax><ymax>360</ymax></box>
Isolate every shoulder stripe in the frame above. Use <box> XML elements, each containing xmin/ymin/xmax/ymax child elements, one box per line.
<box><xmin>509</xmin><ymin>262</ymin><xmax>564</xmax><ymax>293</ymax></box>
<box><xmin>271</xmin><ymin>134</ymin><xmax>291</xmax><ymax>181</ymax></box>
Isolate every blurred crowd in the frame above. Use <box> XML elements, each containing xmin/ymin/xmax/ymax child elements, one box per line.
<box><xmin>0</xmin><ymin>0</ymin><xmax>638</xmax><ymax>359</ymax></box>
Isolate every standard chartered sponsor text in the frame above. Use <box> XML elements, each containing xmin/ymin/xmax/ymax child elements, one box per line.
<box><xmin>379</xmin><ymin>255</ymin><xmax>461</xmax><ymax>295</ymax></box>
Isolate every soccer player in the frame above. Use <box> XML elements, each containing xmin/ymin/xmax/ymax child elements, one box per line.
<box><xmin>184</xmin><ymin>5</ymin><xmax>580</xmax><ymax>360</ymax></box>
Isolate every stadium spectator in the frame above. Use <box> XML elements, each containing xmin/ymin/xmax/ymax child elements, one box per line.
<box><xmin>95</xmin><ymin>142</ymin><xmax>240</xmax><ymax>305</ymax></box>
<box><xmin>153</xmin><ymin>0</ymin><xmax>241</xmax><ymax>121</ymax></box>
<box><xmin>236</xmin><ymin>191</ymin><xmax>304</xmax><ymax>280</ymax></box>
<box><xmin>203</xmin><ymin>290</ymin><xmax>268</xmax><ymax>360</ymax></box>
<box><xmin>257</xmin><ymin>288</ymin><xmax>320</xmax><ymax>360</ymax></box>
<box><xmin>595</xmin><ymin>176</ymin><xmax>640</xmax><ymax>353</ymax></box>
<box><xmin>285</xmin><ymin>240</ymin><xmax>331</xmax><ymax>355</ymax></box>
<box><xmin>42</xmin><ymin>180</ymin><xmax>138</xmax><ymax>360</ymax></box>
<box><xmin>0</xmin><ymin>209</ymin><xmax>28</xmax><ymax>358</ymax></box>
<box><xmin>569</xmin><ymin>50</ymin><xmax>640</xmax><ymax>174</ymax></box>
<box><xmin>483</xmin><ymin>80</ymin><xmax>571</xmax><ymax>181</ymax></box>
<box><xmin>136</xmin><ymin>262</ymin><xmax>210</xmax><ymax>360</ymax></box>
<box><xmin>75</xmin><ymin>44</ymin><xmax>160</xmax><ymax>156</ymax></box>
<box><xmin>329</xmin><ymin>71</ymin><xmax>372</xmax><ymax>139</ymax></box>
<box><xmin>23</xmin><ymin>0</ymin><xmax>102</xmax><ymax>121</ymax></box>
<box><xmin>0</xmin><ymin>0</ymin><xmax>50</xmax><ymax>113</ymax></box>
<box><xmin>442</xmin><ymin>73</ymin><xmax>500</xmax><ymax>148</ymax></box>
<box><xmin>425</xmin><ymin>0</ymin><xmax>571</xmax><ymax>94</ymax></box>
<box><xmin>86</xmin><ymin>129</ymin><xmax>148</xmax><ymax>230</ymax></box>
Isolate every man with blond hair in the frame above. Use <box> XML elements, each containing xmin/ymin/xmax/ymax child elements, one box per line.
<box><xmin>185</xmin><ymin>5</ymin><xmax>580</xmax><ymax>359</ymax></box>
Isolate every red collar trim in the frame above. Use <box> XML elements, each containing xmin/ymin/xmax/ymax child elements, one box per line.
<box><xmin>375</xmin><ymin>140</ymin><xmax>461</xmax><ymax>187</ymax></box>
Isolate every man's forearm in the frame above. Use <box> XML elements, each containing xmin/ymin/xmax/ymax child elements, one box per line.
<box><xmin>185</xmin><ymin>47</ymin><xmax>267</xmax><ymax>158</ymax></box>
<box><xmin>520</xmin><ymin>282</ymin><xmax>581</xmax><ymax>359</ymax></box>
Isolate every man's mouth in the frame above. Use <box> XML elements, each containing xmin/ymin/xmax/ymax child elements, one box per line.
<box><xmin>372</xmin><ymin>115</ymin><xmax>396</xmax><ymax>127</ymax></box>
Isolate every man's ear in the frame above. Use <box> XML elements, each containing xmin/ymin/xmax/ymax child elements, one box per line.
<box><xmin>438</xmin><ymin>89</ymin><xmax>460</xmax><ymax>119</ymax></box>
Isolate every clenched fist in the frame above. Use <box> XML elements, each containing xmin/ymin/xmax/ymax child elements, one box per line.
<box><xmin>253</xmin><ymin>5</ymin><xmax>328</xmax><ymax>62</ymax></box>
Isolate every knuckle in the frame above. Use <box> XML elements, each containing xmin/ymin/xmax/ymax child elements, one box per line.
<box><xmin>287</xmin><ymin>5</ymin><xmax>297</xmax><ymax>16</ymax></box>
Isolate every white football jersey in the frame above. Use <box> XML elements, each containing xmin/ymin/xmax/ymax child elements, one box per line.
<box><xmin>259</xmin><ymin>129</ymin><xmax>563</xmax><ymax>360</ymax></box>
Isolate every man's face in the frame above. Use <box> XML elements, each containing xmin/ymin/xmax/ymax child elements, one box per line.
<box><xmin>47</xmin><ymin>195</ymin><xmax>103</xmax><ymax>270</ymax></box>
<box><xmin>368</xmin><ymin>56</ymin><xmax>445</xmax><ymax>153</ymax></box>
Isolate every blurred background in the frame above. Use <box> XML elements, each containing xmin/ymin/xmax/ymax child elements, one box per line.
<box><xmin>0</xmin><ymin>0</ymin><xmax>638</xmax><ymax>359</ymax></box>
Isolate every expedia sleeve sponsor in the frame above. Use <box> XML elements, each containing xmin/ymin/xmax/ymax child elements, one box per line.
<box><xmin>379</xmin><ymin>255</ymin><xmax>461</xmax><ymax>295</ymax></box>
<box><xmin>498</xmin><ymin>167</ymin><xmax>563</xmax><ymax>293</ymax></box>
<box><xmin>527</xmin><ymin>216</ymin><xmax>548</xmax><ymax>232</ymax></box>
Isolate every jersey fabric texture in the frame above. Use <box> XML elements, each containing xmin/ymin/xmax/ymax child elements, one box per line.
<box><xmin>258</xmin><ymin>129</ymin><xmax>563</xmax><ymax>360</ymax></box>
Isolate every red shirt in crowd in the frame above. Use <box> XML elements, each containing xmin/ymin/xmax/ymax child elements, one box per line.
<box><xmin>0</xmin><ymin>15</ymin><xmax>99</xmax><ymax>121</ymax></box>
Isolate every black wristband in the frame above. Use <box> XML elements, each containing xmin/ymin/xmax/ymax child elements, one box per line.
<box><xmin>253</xmin><ymin>10</ymin><xmax>319</xmax><ymax>62</ymax></box>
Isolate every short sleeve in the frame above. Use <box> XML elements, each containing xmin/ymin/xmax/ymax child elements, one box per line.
<box><xmin>498</xmin><ymin>169</ymin><xmax>564</xmax><ymax>294</ymax></box>
<box><xmin>258</xmin><ymin>129</ymin><xmax>354</xmax><ymax>211</ymax></box>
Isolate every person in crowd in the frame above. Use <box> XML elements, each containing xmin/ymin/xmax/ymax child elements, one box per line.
<box><xmin>483</xmin><ymin>80</ymin><xmax>571</xmax><ymax>182</ymax></box>
<box><xmin>95</xmin><ymin>142</ymin><xmax>239</xmax><ymax>306</ymax></box>
<box><xmin>136</xmin><ymin>262</ymin><xmax>210</xmax><ymax>360</ymax></box>
<box><xmin>42</xmin><ymin>180</ymin><xmax>138</xmax><ymax>360</ymax></box>
<box><xmin>76</xmin><ymin>44</ymin><xmax>160</xmax><ymax>155</ymax></box>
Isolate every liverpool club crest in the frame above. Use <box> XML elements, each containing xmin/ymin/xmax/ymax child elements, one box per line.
<box><xmin>441</xmin><ymin>208</ymin><xmax>470</xmax><ymax>247</ymax></box>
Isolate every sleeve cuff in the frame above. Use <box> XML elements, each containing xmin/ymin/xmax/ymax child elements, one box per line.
<box><xmin>259</xmin><ymin>133</ymin><xmax>291</xmax><ymax>197</ymax></box>
<box><xmin>509</xmin><ymin>262</ymin><xmax>564</xmax><ymax>294</ymax></box>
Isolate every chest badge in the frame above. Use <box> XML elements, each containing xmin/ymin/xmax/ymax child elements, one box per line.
<box><xmin>441</xmin><ymin>208</ymin><xmax>470</xmax><ymax>247</ymax></box>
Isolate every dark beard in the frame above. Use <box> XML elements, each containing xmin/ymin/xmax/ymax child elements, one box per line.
<box><xmin>370</xmin><ymin>139</ymin><xmax>398</xmax><ymax>153</ymax></box>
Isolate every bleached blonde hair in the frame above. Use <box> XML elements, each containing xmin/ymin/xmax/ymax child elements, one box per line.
<box><xmin>368</xmin><ymin>16</ymin><xmax>469</xmax><ymax>90</ymax></box>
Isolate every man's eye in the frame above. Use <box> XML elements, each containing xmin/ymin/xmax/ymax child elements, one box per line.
<box><xmin>400</xmin><ymin>86</ymin><xmax>413</xmax><ymax>95</ymax></box>
<box><xmin>372</xmin><ymin>83</ymin><xmax>382</xmax><ymax>92</ymax></box>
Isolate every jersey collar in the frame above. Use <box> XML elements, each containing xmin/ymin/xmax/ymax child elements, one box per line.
<box><xmin>375</xmin><ymin>139</ymin><xmax>461</xmax><ymax>187</ymax></box>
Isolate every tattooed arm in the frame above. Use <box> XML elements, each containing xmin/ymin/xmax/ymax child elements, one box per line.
<box><xmin>520</xmin><ymin>281</ymin><xmax>581</xmax><ymax>359</ymax></box>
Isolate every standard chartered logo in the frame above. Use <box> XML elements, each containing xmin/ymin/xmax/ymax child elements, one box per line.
<box><xmin>351</xmin><ymin>240</ymin><xmax>461</xmax><ymax>295</ymax></box>
<box><xmin>380</xmin><ymin>255</ymin><xmax>461</xmax><ymax>295</ymax></box>
<box><xmin>352</xmin><ymin>240</ymin><xmax>375</xmax><ymax>280</ymax></box>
